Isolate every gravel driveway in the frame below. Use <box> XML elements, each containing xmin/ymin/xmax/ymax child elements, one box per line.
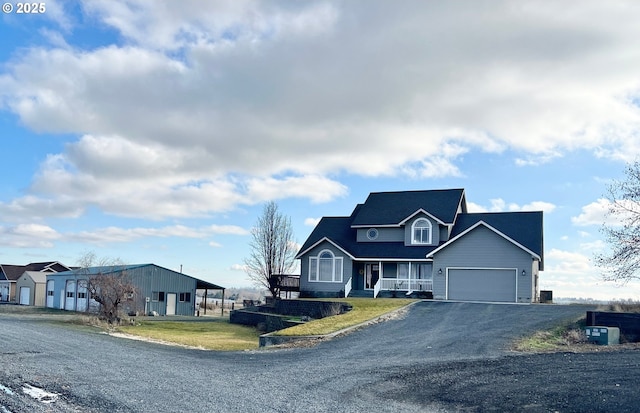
<box><xmin>1</xmin><ymin>301</ymin><xmax>639</xmax><ymax>412</ymax></box>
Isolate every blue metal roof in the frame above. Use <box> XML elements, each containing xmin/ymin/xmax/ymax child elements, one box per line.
<box><xmin>50</xmin><ymin>263</ymin><xmax>225</xmax><ymax>290</ymax></box>
<box><xmin>50</xmin><ymin>264</ymin><xmax>151</xmax><ymax>276</ymax></box>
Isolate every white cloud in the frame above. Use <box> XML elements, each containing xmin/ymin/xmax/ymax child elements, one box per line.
<box><xmin>570</xmin><ymin>198</ymin><xmax>640</xmax><ymax>227</ymax></box>
<box><xmin>67</xmin><ymin>224</ymin><xmax>247</xmax><ymax>245</ymax></box>
<box><xmin>470</xmin><ymin>198</ymin><xmax>556</xmax><ymax>213</ymax></box>
<box><xmin>542</xmin><ymin>248</ymin><xmax>640</xmax><ymax>300</ymax></box>
<box><xmin>572</xmin><ymin>199</ymin><xmax>611</xmax><ymax>226</ymax></box>
<box><xmin>244</xmin><ymin>175</ymin><xmax>348</xmax><ymax>204</ymax></box>
<box><xmin>0</xmin><ymin>224</ymin><xmax>61</xmax><ymax>248</ymax></box>
<box><xmin>304</xmin><ymin>217</ymin><xmax>321</xmax><ymax>227</ymax></box>
<box><xmin>515</xmin><ymin>151</ymin><xmax>563</xmax><ymax>166</ymax></box>
<box><xmin>2</xmin><ymin>1</ymin><xmax>640</xmax><ymax>221</ymax></box>
<box><xmin>230</xmin><ymin>264</ymin><xmax>247</xmax><ymax>272</ymax></box>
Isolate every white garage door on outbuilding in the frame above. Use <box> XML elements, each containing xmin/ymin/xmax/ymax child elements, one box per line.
<box><xmin>19</xmin><ymin>287</ymin><xmax>30</xmax><ymax>305</ymax></box>
<box><xmin>446</xmin><ymin>268</ymin><xmax>517</xmax><ymax>302</ymax></box>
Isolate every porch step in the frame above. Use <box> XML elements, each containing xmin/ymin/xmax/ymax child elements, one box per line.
<box><xmin>348</xmin><ymin>290</ymin><xmax>374</xmax><ymax>298</ymax></box>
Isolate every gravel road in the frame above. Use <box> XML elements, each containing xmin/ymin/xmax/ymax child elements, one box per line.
<box><xmin>1</xmin><ymin>301</ymin><xmax>639</xmax><ymax>412</ymax></box>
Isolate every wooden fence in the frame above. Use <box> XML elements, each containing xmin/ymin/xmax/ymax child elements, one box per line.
<box><xmin>586</xmin><ymin>311</ymin><xmax>640</xmax><ymax>342</ymax></box>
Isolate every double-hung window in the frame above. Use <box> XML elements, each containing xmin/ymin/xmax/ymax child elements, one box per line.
<box><xmin>412</xmin><ymin>218</ymin><xmax>432</xmax><ymax>244</ymax></box>
<box><xmin>309</xmin><ymin>250</ymin><xmax>343</xmax><ymax>283</ymax></box>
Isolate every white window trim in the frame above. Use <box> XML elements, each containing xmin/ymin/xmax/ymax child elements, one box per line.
<box><xmin>308</xmin><ymin>249</ymin><xmax>343</xmax><ymax>283</ymax></box>
<box><xmin>411</xmin><ymin>218</ymin><xmax>432</xmax><ymax>245</ymax></box>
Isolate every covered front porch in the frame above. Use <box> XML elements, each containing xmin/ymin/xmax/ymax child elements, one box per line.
<box><xmin>346</xmin><ymin>261</ymin><xmax>434</xmax><ymax>298</ymax></box>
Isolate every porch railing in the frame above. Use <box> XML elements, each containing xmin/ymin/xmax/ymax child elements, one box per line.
<box><xmin>373</xmin><ymin>278</ymin><xmax>381</xmax><ymax>298</ymax></box>
<box><xmin>344</xmin><ymin>276</ymin><xmax>352</xmax><ymax>298</ymax></box>
<box><xmin>379</xmin><ymin>278</ymin><xmax>433</xmax><ymax>292</ymax></box>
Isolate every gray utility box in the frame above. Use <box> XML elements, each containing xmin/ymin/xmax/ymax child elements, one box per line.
<box><xmin>585</xmin><ymin>326</ymin><xmax>620</xmax><ymax>345</ymax></box>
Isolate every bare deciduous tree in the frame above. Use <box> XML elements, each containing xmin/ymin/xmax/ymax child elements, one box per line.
<box><xmin>596</xmin><ymin>161</ymin><xmax>640</xmax><ymax>283</ymax></box>
<box><xmin>77</xmin><ymin>251</ymin><xmax>137</xmax><ymax>324</ymax></box>
<box><xmin>244</xmin><ymin>202</ymin><xmax>297</xmax><ymax>297</ymax></box>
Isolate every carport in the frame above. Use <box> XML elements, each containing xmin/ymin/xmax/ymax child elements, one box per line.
<box><xmin>197</xmin><ymin>279</ymin><xmax>225</xmax><ymax>316</ymax></box>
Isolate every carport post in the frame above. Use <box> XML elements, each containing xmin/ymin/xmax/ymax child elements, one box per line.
<box><xmin>221</xmin><ymin>288</ymin><xmax>225</xmax><ymax>317</ymax></box>
<box><xmin>203</xmin><ymin>289</ymin><xmax>207</xmax><ymax>315</ymax></box>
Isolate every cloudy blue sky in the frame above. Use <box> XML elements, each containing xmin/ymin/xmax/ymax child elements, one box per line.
<box><xmin>2</xmin><ymin>1</ymin><xmax>640</xmax><ymax>300</ymax></box>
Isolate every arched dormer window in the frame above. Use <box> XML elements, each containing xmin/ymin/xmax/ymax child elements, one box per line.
<box><xmin>309</xmin><ymin>249</ymin><xmax>343</xmax><ymax>283</ymax></box>
<box><xmin>412</xmin><ymin>218</ymin><xmax>432</xmax><ymax>245</ymax></box>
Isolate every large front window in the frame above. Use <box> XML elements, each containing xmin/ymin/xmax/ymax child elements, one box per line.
<box><xmin>412</xmin><ymin>263</ymin><xmax>431</xmax><ymax>279</ymax></box>
<box><xmin>412</xmin><ymin>218</ymin><xmax>432</xmax><ymax>244</ymax></box>
<box><xmin>309</xmin><ymin>250</ymin><xmax>343</xmax><ymax>283</ymax></box>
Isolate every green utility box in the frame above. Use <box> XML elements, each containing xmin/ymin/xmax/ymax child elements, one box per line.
<box><xmin>585</xmin><ymin>326</ymin><xmax>620</xmax><ymax>345</ymax></box>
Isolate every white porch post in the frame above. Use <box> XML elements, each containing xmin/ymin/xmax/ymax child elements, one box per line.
<box><xmin>378</xmin><ymin>260</ymin><xmax>382</xmax><ymax>297</ymax></box>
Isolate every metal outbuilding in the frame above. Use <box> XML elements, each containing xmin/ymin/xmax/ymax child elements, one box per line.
<box><xmin>47</xmin><ymin>264</ymin><xmax>225</xmax><ymax>316</ymax></box>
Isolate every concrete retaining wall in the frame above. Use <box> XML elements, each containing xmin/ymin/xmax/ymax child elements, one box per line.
<box><xmin>229</xmin><ymin>310</ymin><xmax>303</xmax><ymax>333</ymax></box>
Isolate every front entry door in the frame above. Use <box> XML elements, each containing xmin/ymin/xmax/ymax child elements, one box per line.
<box><xmin>365</xmin><ymin>263</ymin><xmax>380</xmax><ymax>290</ymax></box>
<box><xmin>166</xmin><ymin>293</ymin><xmax>177</xmax><ymax>315</ymax></box>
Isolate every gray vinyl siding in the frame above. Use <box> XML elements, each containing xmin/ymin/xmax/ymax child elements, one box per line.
<box><xmin>299</xmin><ymin>242</ymin><xmax>352</xmax><ymax>295</ymax></box>
<box><xmin>439</xmin><ymin>226</ymin><xmax>449</xmax><ymax>242</ymax></box>
<box><xmin>431</xmin><ymin>226</ymin><xmax>535</xmax><ymax>303</ymax></box>
<box><xmin>404</xmin><ymin>215</ymin><xmax>441</xmax><ymax>246</ymax></box>
<box><xmin>356</xmin><ymin>227</ymin><xmax>404</xmax><ymax>242</ymax></box>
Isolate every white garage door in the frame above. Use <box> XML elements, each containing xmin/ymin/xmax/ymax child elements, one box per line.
<box><xmin>19</xmin><ymin>287</ymin><xmax>31</xmax><ymax>305</ymax></box>
<box><xmin>447</xmin><ymin>268</ymin><xmax>516</xmax><ymax>302</ymax></box>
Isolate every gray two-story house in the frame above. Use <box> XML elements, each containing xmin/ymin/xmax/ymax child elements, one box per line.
<box><xmin>296</xmin><ymin>189</ymin><xmax>543</xmax><ymax>303</ymax></box>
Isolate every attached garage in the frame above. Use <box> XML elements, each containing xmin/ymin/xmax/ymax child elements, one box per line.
<box><xmin>447</xmin><ymin>268</ymin><xmax>517</xmax><ymax>303</ymax></box>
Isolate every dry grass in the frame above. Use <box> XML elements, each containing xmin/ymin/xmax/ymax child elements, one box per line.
<box><xmin>597</xmin><ymin>300</ymin><xmax>640</xmax><ymax>313</ymax></box>
<box><xmin>116</xmin><ymin>320</ymin><xmax>261</xmax><ymax>351</ymax></box>
<box><xmin>273</xmin><ymin>298</ymin><xmax>416</xmax><ymax>336</ymax></box>
<box><xmin>513</xmin><ymin>318</ymin><xmax>588</xmax><ymax>352</ymax></box>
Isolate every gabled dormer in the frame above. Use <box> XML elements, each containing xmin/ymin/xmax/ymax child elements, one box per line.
<box><xmin>400</xmin><ymin>212</ymin><xmax>443</xmax><ymax>246</ymax></box>
<box><xmin>349</xmin><ymin>189</ymin><xmax>466</xmax><ymax>246</ymax></box>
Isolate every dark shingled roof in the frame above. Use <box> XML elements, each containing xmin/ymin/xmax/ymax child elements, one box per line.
<box><xmin>297</xmin><ymin>215</ymin><xmax>438</xmax><ymax>259</ymax></box>
<box><xmin>449</xmin><ymin>212</ymin><xmax>544</xmax><ymax>268</ymax></box>
<box><xmin>0</xmin><ymin>262</ymin><xmax>73</xmax><ymax>281</ymax></box>
<box><xmin>450</xmin><ymin>212</ymin><xmax>543</xmax><ymax>255</ymax></box>
<box><xmin>350</xmin><ymin>189</ymin><xmax>465</xmax><ymax>226</ymax></box>
<box><xmin>297</xmin><ymin>190</ymin><xmax>544</xmax><ymax>267</ymax></box>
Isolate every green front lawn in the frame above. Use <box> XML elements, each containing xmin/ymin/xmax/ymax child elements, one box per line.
<box><xmin>273</xmin><ymin>298</ymin><xmax>416</xmax><ymax>336</ymax></box>
<box><xmin>116</xmin><ymin>319</ymin><xmax>261</xmax><ymax>351</ymax></box>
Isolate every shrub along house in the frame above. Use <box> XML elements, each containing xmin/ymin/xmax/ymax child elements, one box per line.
<box><xmin>46</xmin><ymin>264</ymin><xmax>225</xmax><ymax>316</ymax></box>
<box><xmin>296</xmin><ymin>189</ymin><xmax>543</xmax><ymax>303</ymax></box>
